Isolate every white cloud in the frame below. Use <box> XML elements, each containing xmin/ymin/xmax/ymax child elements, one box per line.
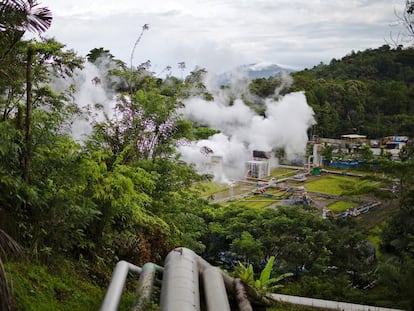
<box><xmin>35</xmin><ymin>0</ymin><xmax>406</xmax><ymax>73</ymax></box>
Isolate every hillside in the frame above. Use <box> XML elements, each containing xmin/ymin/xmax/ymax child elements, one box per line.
<box><xmin>1</xmin><ymin>4</ymin><xmax>413</xmax><ymax>308</ymax></box>
<box><xmin>288</xmin><ymin>45</ymin><xmax>414</xmax><ymax>138</ymax></box>
<box><xmin>218</xmin><ymin>62</ymin><xmax>294</xmax><ymax>84</ymax></box>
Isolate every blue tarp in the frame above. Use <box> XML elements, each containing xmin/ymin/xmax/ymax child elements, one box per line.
<box><xmin>326</xmin><ymin>161</ymin><xmax>380</xmax><ymax>169</ymax></box>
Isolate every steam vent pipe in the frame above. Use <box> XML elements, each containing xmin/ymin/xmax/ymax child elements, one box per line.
<box><xmin>160</xmin><ymin>248</ymin><xmax>200</xmax><ymax>311</ymax></box>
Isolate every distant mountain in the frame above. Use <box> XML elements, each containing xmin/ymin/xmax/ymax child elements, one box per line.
<box><xmin>217</xmin><ymin>62</ymin><xmax>294</xmax><ymax>84</ymax></box>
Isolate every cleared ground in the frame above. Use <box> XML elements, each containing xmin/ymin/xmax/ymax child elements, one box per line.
<box><xmin>200</xmin><ymin>167</ymin><xmax>390</xmax><ymax>220</ymax></box>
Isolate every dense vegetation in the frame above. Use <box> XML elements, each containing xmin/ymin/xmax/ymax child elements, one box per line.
<box><xmin>1</xmin><ymin>1</ymin><xmax>413</xmax><ymax>310</ymax></box>
<box><xmin>248</xmin><ymin>46</ymin><xmax>414</xmax><ymax>139</ymax></box>
<box><xmin>291</xmin><ymin>46</ymin><xmax>414</xmax><ymax>139</ymax></box>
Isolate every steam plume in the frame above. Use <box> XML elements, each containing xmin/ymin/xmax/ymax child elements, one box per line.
<box><xmin>178</xmin><ymin>74</ymin><xmax>315</xmax><ymax>182</ymax></box>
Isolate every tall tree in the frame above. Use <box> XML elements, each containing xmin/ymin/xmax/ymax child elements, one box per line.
<box><xmin>0</xmin><ymin>2</ymin><xmax>52</xmax><ymax>309</ymax></box>
<box><xmin>17</xmin><ymin>39</ymin><xmax>83</xmax><ymax>183</ymax></box>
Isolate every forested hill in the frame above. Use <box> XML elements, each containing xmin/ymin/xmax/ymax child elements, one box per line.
<box><xmin>288</xmin><ymin>45</ymin><xmax>414</xmax><ymax>139</ymax></box>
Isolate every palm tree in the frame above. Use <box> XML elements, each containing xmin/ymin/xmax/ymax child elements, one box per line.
<box><xmin>0</xmin><ymin>0</ymin><xmax>52</xmax><ymax>33</ymax></box>
<box><xmin>0</xmin><ymin>0</ymin><xmax>52</xmax><ymax>58</ymax></box>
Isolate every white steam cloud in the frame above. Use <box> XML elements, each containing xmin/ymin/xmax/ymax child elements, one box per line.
<box><xmin>64</xmin><ymin>58</ymin><xmax>117</xmax><ymax>141</ymax></box>
<box><xmin>60</xmin><ymin>60</ymin><xmax>314</xmax><ymax>184</ymax></box>
<box><xmin>178</xmin><ymin>75</ymin><xmax>315</xmax><ymax>182</ymax></box>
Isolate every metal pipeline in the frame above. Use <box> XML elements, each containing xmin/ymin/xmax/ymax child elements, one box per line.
<box><xmin>160</xmin><ymin>247</ymin><xmax>252</xmax><ymax>311</ymax></box>
<box><xmin>100</xmin><ymin>248</ymin><xmax>251</xmax><ymax>311</ymax></box>
<box><xmin>99</xmin><ymin>261</ymin><xmax>142</xmax><ymax>311</ymax></box>
<box><xmin>132</xmin><ymin>263</ymin><xmax>164</xmax><ymax>311</ymax></box>
<box><xmin>160</xmin><ymin>248</ymin><xmax>200</xmax><ymax>311</ymax></box>
<box><xmin>202</xmin><ymin>266</ymin><xmax>231</xmax><ymax>311</ymax></box>
<box><xmin>102</xmin><ymin>248</ymin><xmax>400</xmax><ymax>311</ymax></box>
<box><xmin>234</xmin><ymin>278</ymin><xmax>254</xmax><ymax>311</ymax></box>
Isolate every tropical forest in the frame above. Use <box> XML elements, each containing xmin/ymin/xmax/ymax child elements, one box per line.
<box><xmin>0</xmin><ymin>1</ymin><xmax>414</xmax><ymax>311</ymax></box>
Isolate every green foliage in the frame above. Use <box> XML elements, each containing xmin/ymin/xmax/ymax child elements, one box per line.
<box><xmin>5</xmin><ymin>260</ymin><xmax>136</xmax><ymax>311</ymax></box>
<box><xmin>231</xmin><ymin>231</ymin><xmax>263</xmax><ymax>262</ymax></box>
<box><xmin>191</xmin><ymin>126</ymin><xmax>220</xmax><ymax>140</ymax></box>
<box><xmin>340</xmin><ymin>179</ymin><xmax>381</xmax><ymax>196</ymax></box>
<box><xmin>6</xmin><ymin>261</ymin><xmax>101</xmax><ymax>311</ymax></box>
<box><xmin>0</xmin><ymin>229</ymin><xmax>23</xmax><ymax>311</ymax></box>
<box><xmin>235</xmin><ymin>256</ymin><xmax>293</xmax><ymax>294</ymax></box>
<box><xmin>235</xmin><ymin>261</ymin><xmax>255</xmax><ymax>285</ymax></box>
<box><xmin>290</xmin><ymin>46</ymin><xmax>414</xmax><ymax>137</ymax></box>
<box><xmin>256</xmin><ymin>256</ymin><xmax>293</xmax><ymax>292</ymax></box>
<box><xmin>268</xmin><ymin>302</ymin><xmax>321</xmax><ymax>311</ymax></box>
<box><xmin>249</xmin><ymin>76</ymin><xmax>283</xmax><ymax>98</ymax></box>
<box><xmin>1</xmin><ymin>10</ymin><xmax>412</xmax><ymax>309</ymax></box>
<box><xmin>358</xmin><ymin>145</ymin><xmax>374</xmax><ymax>162</ymax></box>
<box><xmin>327</xmin><ymin>201</ymin><xmax>358</xmax><ymax>213</ymax></box>
<box><xmin>96</xmin><ymin>87</ymin><xmax>189</xmax><ymax>162</ymax></box>
<box><xmin>321</xmin><ymin>143</ymin><xmax>333</xmax><ymax>161</ymax></box>
<box><xmin>86</xmin><ymin>47</ymin><xmax>114</xmax><ymax>63</ymax></box>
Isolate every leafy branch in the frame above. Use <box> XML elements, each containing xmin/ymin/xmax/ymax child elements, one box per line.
<box><xmin>234</xmin><ymin>256</ymin><xmax>293</xmax><ymax>306</ymax></box>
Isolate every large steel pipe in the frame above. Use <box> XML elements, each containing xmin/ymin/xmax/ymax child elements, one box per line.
<box><xmin>132</xmin><ymin>263</ymin><xmax>163</xmax><ymax>311</ymax></box>
<box><xmin>99</xmin><ymin>261</ymin><xmax>142</xmax><ymax>311</ymax></box>
<box><xmin>160</xmin><ymin>248</ymin><xmax>200</xmax><ymax>311</ymax></box>
<box><xmin>202</xmin><ymin>266</ymin><xmax>231</xmax><ymax>311</ymax></box>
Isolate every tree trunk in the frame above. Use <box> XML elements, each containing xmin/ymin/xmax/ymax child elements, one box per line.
<box><xmin>22</xmin><ymin>47</ymin><xmax>34</xmax><ymax>183</ymax></box>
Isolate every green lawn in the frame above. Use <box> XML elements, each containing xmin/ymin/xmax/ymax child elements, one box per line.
<box><xmin>307</xmin><ymin>175</ymin><xmax>369</xmax><ymax>196</ymax></box>
<box><xmin>270</xmin><ymin>168</ymin><xmax>299</xmax><ymax>178</ymax></box>
<box><xmin>367</xmin><ymin>225</ymin><xmax>383</xmax><ymax>258</ymax></box>
<box><xmin>327</xmin><ymin>201</ymin><xmax>358</xmax><ymax>212</ymax></box>
<box><xmin>193</xmin><ymin>181</ymin><xmax>230</xmax><ymax>196</ymax></box>
<box><xmin>234</xmin><ymin>199</ymin><xmax>275</xmax><ymax>209</ymax></box>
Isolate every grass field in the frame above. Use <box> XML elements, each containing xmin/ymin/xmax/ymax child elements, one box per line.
<box><xmin>234</xmin><ymin>199</ymin><xmax>275</xmax><ymax>209</ymax></box>
<box><xmin>270</xmin><ymin>168</ymin><xmax>300</xmax><ymax>178</ymax></box>
<box><xmin>366</xmin><ymin>225</ymin><xmax>383</xmax><ymax>258</ymax></box>
<box><xmin>5</xmin><ymin>261</ymin><xmax>136</xmax><ymax>311</ymax></box>
<box><xmin>327</xmin><ymin>201</ymin><xmax>358</xmax><ymax>212</ymax></box>
<box><xmin>193</xmin><ymin>181</ymin><xmax>229</xmax><ymax>196</ymax></box>
<box><xmin>306</xmin><ymin>175</ymin><xmax>358</xmax><ymax>196</ymax></box>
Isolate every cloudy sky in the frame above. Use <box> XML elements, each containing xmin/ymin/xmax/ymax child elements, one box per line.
<box><xmin>36</xmin><ymin>0</ymin><xmax>406</xmax><ymax>75</ymax></box>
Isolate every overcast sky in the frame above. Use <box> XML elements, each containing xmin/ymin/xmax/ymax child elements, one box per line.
<box><xmin>35</xmin><ymin>0</ymin><xmax>406</xmax><ymax>75</ymax></box>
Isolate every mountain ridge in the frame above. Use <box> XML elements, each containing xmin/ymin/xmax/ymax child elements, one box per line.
<box><xmin>218</xmin><ymin>62</ymin><xmax>294</xmax><ymax>84</ymax></box>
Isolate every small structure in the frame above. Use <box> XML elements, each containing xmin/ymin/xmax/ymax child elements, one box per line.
<box><xmin>204</xmin><ymin>155</ymin><xmax>225</xmax><ymax>181</ymax></box>
<box><xmin>383</xmin><ymin>136</ymin><xmax>409</xmax><ymax>159</ymax></box>
<box><xmin>245</xmin><ymin>160</ymin><xmax>269</xmax><ymax>179</ymax></box>
<box><xmin>245</xmin><ymin>150</ymin><xmax>271</xmax><ymax>179</ymax></box>
<box><xmin>312</xmin><ymin>167</ymin><xmax>321</xmax><ymax>176</ymax></box>
<box><xmin>340</xmin><ymin>134</ymin><xmax>367</xmax><ymax>150</ymax></box>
